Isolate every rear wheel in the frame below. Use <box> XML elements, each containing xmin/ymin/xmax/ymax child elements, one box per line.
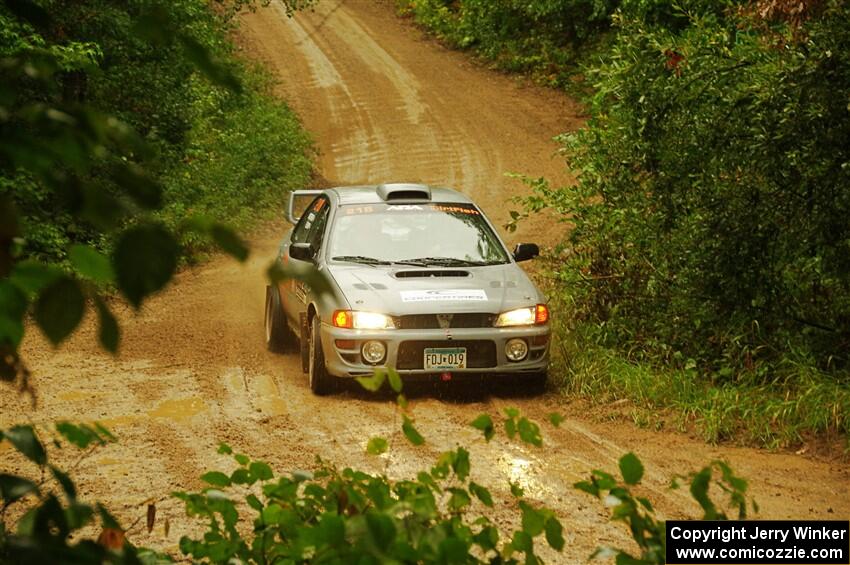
<box><xmin>264</xmin><ymin>285</ymin><xmax>295</xmax><ymax>352</ymax></box>
<box><xmin>308</xmin><ymin>316</ymin><xmax>334</xmax><ymax>395</ymax></box>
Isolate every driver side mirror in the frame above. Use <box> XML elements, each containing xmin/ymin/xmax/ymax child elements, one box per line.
<box><xmin>513</xmin><ymin>243</ymin><xmax>539</xmax><ymax>262</ymax></box>
<box><xmin>290</xmin><ymin>242</ymin><xmax>316</xmax><ymax>262</ymax></box>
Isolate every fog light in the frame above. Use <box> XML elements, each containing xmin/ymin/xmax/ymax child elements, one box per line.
<box><xmin>505</xmin><ymin>338</ymin><xmax>528</xmax><ymax>362</ymax></box>
<box><xmin>361</xmin><ymin>341</ymin><xmax>386</xmax><ymax>364</ymax></box>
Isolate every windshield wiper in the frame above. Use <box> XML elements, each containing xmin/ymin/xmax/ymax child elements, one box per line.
<box><xmin>398</xmin><ymin>257</ymin><xmax>503</xmax><ymax>267</ymax></box>
<box><xmin>332</xmin><ymin>255</ymin><xmax>392</xmax><ymax>266</ymax></box>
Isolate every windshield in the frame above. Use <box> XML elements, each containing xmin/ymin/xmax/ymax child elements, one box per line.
<box><xmin>328</xmin><ymin>203</ymin><xmax>509</xmax><ymax>265</ymax></box>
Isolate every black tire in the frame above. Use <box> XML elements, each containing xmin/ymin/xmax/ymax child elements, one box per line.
<box><xmin>264</xmin><ymin>285</ymin><xmax>294</xmax><ymax>353</ymax></box>
<box><xmin>308</xmin><ymin>316</ymin><xmax>334</xmax><ymax>395</ymax></box>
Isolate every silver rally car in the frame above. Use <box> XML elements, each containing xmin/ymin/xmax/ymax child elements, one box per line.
<box><xmin>264</xmin><ymin>183</ymin><xmax>550</xmax><ymax>394</ymax></box>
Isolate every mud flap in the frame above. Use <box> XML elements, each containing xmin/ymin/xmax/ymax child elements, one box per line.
<box><xmin>299</xmin><ymin>312</ymin><xmax>309</xmax><ymax>374</ymax></box>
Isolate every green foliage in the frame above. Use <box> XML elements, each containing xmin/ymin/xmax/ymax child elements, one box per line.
<box><xmin>0</xmin><ymin>422</ymin><xmax>162</xmax><ymax>564</ymax></box>
<box><xmin>505</xmin><ymin>1</ymin><xmax>850</xmax><ymax>442</ymax></box>
<box><xmin>174</xmin><ymin>445</ymin><xmax>567</xmax><ymax>563</ymax></box>
<box><xmin>576</xmin><ymin>452</ymin><xmax>751</xmax><ymax>564</ymax></box>
<box><xmin>0</xmin><ymin>0</ymin><xmax>314</xmax><ymax>382</ymax></box>
<box><xmin>161</xmin><ymin>379</ymin><xmax>754</xmax><ymax>564</ymax></box>
<box><xmin>397</xmin><ymin>0</ymin><xmax>620</xmax><ymax>86</ymax></box>
<box><xmin>538</xmin><ymin>3</ymin><xmax>850</xmax><ymax>372</ymax></box>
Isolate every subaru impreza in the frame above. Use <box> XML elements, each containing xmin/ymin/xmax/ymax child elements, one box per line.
<box><xmin>264</xmin><ymin>183</ymin><xmax>550</xmax><ymax>394</ymax></box>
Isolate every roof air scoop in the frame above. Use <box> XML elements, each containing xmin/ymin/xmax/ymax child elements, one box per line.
<box><xmin>377</xmin><ymin>183</ymin><xmax>431</xmax><ymax>201</ymax></box>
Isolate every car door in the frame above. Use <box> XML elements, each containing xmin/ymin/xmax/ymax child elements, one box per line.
<box><xmin>281</xmin><ymin>195</ymin><xmax>330</xmax><ymax>324</ymax></box>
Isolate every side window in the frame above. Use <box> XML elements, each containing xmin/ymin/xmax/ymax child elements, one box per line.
<box><xmin>291</xmin><ymin>196</ymin><xmax>324</xmax><ymax>244</ymax></box>
<box><xmin>305</xmin><ymin>198</ymin><xmax>330</xmax><ymax>249</ymax></box>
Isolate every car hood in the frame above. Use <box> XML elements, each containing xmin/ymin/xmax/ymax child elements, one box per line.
<box><xmin>326</xmin><ymin>263</ymin><xmax>544</xmax><ymax>315</ymax></box>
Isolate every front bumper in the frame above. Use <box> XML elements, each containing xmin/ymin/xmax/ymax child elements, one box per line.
<box><xmin>320</xmin><ymin>322</ymin><xmax>550</xmax><ymax>378</ymax></box>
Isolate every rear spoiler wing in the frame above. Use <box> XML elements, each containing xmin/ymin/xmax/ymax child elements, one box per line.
<box><xmin>286</xmin><ymin>189</ymin><xmax>324</xmax><ymax>224</ymax></box>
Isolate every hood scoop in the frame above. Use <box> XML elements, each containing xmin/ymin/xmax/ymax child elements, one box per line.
<box><xmin>395</xmin><ymin>270</ymin><xmax>470</xmax><ymax>278</ymax></box>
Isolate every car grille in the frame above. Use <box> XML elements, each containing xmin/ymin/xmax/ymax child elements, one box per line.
<box><xmin>396</xmin><ymin>313</ymin><xmax>495</xmax><ymax>329</ymax></box>
<box><xmin>396</xmin><ymin>340</ymin><xmax>497</xmax><ymax>370</ymax></box>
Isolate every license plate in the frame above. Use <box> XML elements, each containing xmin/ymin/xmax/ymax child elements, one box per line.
<box><xmin>424</xmin><ymin>347</ymin><xmax>467</xmax><ymax>370</ymax></box>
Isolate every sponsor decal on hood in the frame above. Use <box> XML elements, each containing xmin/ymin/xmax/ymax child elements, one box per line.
<box><xmin>400</xmin><ymin>289</ymin><xmax>487</xmax><ymax>302</ymax></box>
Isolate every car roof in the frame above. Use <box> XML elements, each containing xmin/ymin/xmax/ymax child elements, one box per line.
<box><xmin>326</xmin><ymin>184</ymin><xmax>475</xmax><ymax>206</ymax></box>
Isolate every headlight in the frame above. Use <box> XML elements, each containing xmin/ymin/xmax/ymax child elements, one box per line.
<box><xmin>332</xmin><ymin>310</ymin><xmax>395</xmax><ymax>329</ymax></box>
<box><xmin>495</xmin><ymin>304</ymin><xmax>550</xmax><ymax>327</ymax></box>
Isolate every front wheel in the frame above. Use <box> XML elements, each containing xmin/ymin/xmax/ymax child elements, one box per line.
<box><xmin>264</xmin><ymin>285</ymin><xmax>292</xmax><ymax>353</ymax></box>
<box><xmin>308</xmin><ymin>316</ymin><xmax>334</xmax><ymax>395</ymax></box>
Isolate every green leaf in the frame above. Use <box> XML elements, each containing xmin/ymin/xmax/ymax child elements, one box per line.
<box><xmin>366</xmin><ymin>437</ymin><xmax>388</xmax><ymax>455</ymax></box>
<box><xmin>386</xmin><ymin>367</ymin><xmax>403</xmax><ymax>393</ymax></box>
<box><xmin>201</xmin><ymin>471</ymin><xmax>231</xmax><ymax>487</ymax></box>
<box><xmin>112</xmin><ymin>162</ymin><xmax>162</xmax><ymax>209</ymax></box>
<box><xmin>0</xmin><ymin>474</ymin><xmax>39</xmax><ymax>503</ymax></box>
<box><xmin>234</xmin><ymin>454</ymin><xmax>249</xmax><ymax>466</ymax></box>
<box><xmin>619</xmin><ymin>452</ymin><xmax>644</xmax><ymax>485</ymax></box>
<box><xmin>452</xmin><ymin>447</ymin><xmax>470</xmax><ymax>481</ymax></box>
<box><xmin>34</xmin><ymin>276</ymin><xmax>85</xmax><ymax>345</ymax></box>
<box><xmin>439</xmin><ymin>537</ymin><xmax>468</xmax><ymax>563</ymax></box>
<box><xmin>355</xmin><ymin>370</ymin><xmax>386</xmax><ymax>392</ymax></box>
<box><xmin>9</xmin><ymin>260</ymin><xmax>62</xmax><ymax>295</ymax></box>
<box><xmin>211</xmin><ymin>224</ymin><xmax>249</xmax><ymax>262</ymax></box>
<box><xmin>520</xmin><ymin>501</ymin><xmax>546</xmax><ymax>536</ymax></box>
<box><xmin>547</xmin><ymin>412</ymin><xmax>564</xmax><ymax>427</ymax></box>
<box><xmin>573</xmin><ymin>479</ymin><xmax>598</xmax><ymax>497</ymax></box>
<box><xmin>320</xmin><ymin>513</ymin><xmax>345</xmax><ymax>546</ymax></box>
<box><xmin>505</xmin><ymin>417</ymin><xmax>517</xmax><ymax>439</ymax></box>
<box><xmin>517</xmin><ymin>417</ymin><xmax>542</xmax><ymax>447</ymax></box>
<box><xmin>470</xmin><ymin>413</ymin><xmax>495</xmax><ymax>441</ymax></box>
<box><xmin>50</xmin><ymin>465</ymin><xmax>76</xmax><ymax>500</ymax></box>
<box><xmin>447</xmin><ymin>487</ymin><xmax>471</xmax><ymax>511</ymax></box>
<box><xmin>469</xmin><ymin>481</ymin><xmax>494</xmax><ymax>507</ymax></box>
<box><xmin>69</xmin><ymin>244</ymin><xmax>114</xmax><ymax>283</ymax></box>
<box><xmin>690</xmin><ymin>467</ymin><xmax>717</xmax><ymax>519</ymax></box>
<box><xmin>510</xmin><ymin>481</ymin><xmax>524</xmax><ymax>498</ymax></box>
<box><xmin>231</xmin><ymin>468</ymin><xmax>251</xmax><ymax>485</ymax></box>
<box><xmin>180</xmin><ymin>35</ymin><xmax>242</xmax><ymax>93</ymax></box>
<box><xmin>511</xmin><ymin>530</ymin><xmax>533</xmax><ymax>553</ymax></box>
<box><xmin>396</xmin><ymin>394</ymin><xmax>408</xmax><ymax>409</ymax></box>
<box><xmin>249</xmin><ymin>461</ymin><xmax>274</xmax><ymax>481</ymax></box>
<box><xmin>4</xmin><ymin>425</ymin><xmax>46</xmax><ymax>465</ymax></box>
<box><xmin>545</xmin><ymin>517</ymin><xmax>565</xmax><ymax>551</ymax></box>
<box><xmin>114</xmin><ymin>224</ymin><xmax>179</xmax><ymax>308</ymax></box>
<box><xmin>365</xmin><ymin>512</ymin><xmax>396</xmax><ymax>551</ymax></box>
<box><xmin>217</xmin><ymin>443</ymin><xmax>232</xmax><ymax>455</ymax></box>
<box><xmin>402</xmin><ymin>415</ymin><xmax>425</xmax><ymax>446</ymax></box>
<box><xmin>56</xmin><ymin>422</ymin><xmax>104</xmax><ymax>449</ymax></box>
<box><xmin>94</xmin><ymin>296</ymin><xmax>119</xmax><ymax>353</ymax></box>
<box><xmin>0</xmin><ymin>280</ymin><xmax>26</xmax><ymax>347</ymax></box>
<box><xmin>246</xmin><ymin>494</ymin><xmax>263</xmax><ymax>512</ymax></box>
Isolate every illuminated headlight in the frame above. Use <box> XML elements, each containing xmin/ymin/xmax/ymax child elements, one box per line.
<box><xmin>494</xmin><ymin>304</ymin><xmax>550</xmax><ymax>327</ymax></box>
<box><xmin>361</xmin><ymin>341</ymin><xmax>387</xmax><ymax>364</ymax></box>
<box><xmin>353</xmin><ymin>312</ymin><xmax>394</xmax><ymax>329</ymax></box>
<box><xmin>333</xmin><ymin>310</ymin><xmax>395</xmax><ymax>329</ymax></box>
<box><xmin>505</xmin><ymin>338</ymin><xmax>529</xmax><ymax>362</ymax></box>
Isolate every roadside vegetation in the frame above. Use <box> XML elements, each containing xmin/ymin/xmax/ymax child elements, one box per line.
<box><xmin>399</xmin><ymin>0</ymin><xmax>850</xmax><ymax>448</ymax></box>
<box><xmin>1</xmin><ymin>0</ymin><xmax>311</xmax><ymax>269</ymax></box>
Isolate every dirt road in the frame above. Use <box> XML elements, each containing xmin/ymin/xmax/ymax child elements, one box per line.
<box><xmin>2</xmin><ymin>0</ymin><xmax>848</xmax><ymax>561</ymax></box>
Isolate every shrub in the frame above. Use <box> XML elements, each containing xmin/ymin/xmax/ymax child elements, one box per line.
<box><xmin>517</xmin><ymin>2</ymin><xmax>850</xmax><ymax>379</ymax></box>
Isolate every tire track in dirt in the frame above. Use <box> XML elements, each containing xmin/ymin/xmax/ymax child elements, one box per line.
<box><xmin>2</xmin><ymin>0</ymin><xmax>847</xmax><ymax>562</ymax></box>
